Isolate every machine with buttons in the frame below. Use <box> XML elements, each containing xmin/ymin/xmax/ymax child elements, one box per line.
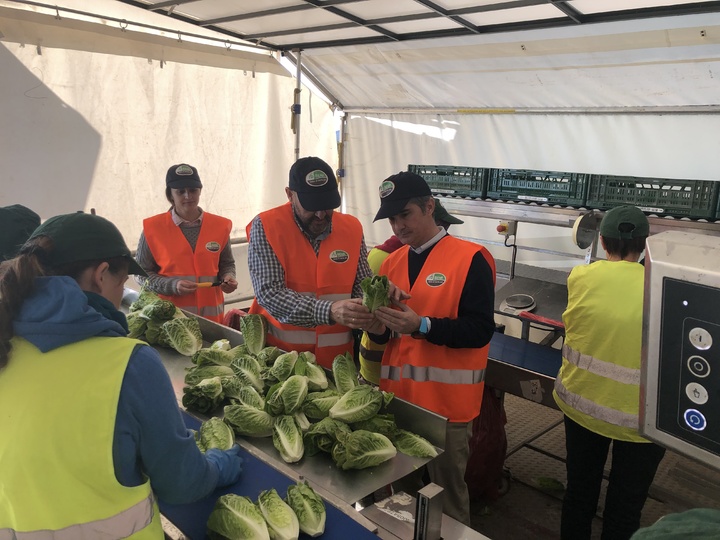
<box><xmin>641</xmin><ymin>231</ymin><xmax>720</xmax><ymax>469</ymax></box>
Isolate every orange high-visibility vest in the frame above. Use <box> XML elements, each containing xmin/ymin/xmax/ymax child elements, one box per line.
<box><xmin>247</xmin><ymin>203</ymin><xmax>362</xmax><ymax>369</ymax></box>
<box><xmin>143</xmin><ymin>212</ymin><xmax>231</xmax><ymax>323</ymax></box>
<box><xmin>379</xmin><ymin>236</ymin><xmax>496</xmax><ymax>423</ymax></box>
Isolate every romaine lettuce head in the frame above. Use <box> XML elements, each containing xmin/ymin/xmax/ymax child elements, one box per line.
<box><xmin>268</xmin><ymin>351</ymin><xmax>299</xmax><ymax>382</ymax></box>
<box><xmin>351</xmin><ymin>413</ymin><xmax>399</xmax><ymax>439</ymax></box>
<box><xmin>303</xmin><ymin>417</ymin><xmax>352</xmax><ymax>456</ymax></box>
<box><xmin>272</xmin><ymin>415</ymin><xmax>304</xmax><ymax>463</ymax></box>
<box><xmin>294</xmin><ymin>357</ymin><xmax>328</xmax><ymax>391</ymax></box>
<box><xmin>392</xmin><ymin>429</ymin><xmax>439</xmax><ymax>458</ymax></box>
<box><xmin>182</xmin><ymin>376</ymin><xmax>225</xmax><ymax>414</ymax></box>
<box><xmin>286</xmin><ymin>481</ymin><xmax>326</xmax><ymax>538</ymax></box>
<box><xmin>192</xmin><ymin>348</ymin><xmax>236</xmax><ymax>367</ymax></box>
<box><xmin>126</xmin><ymin>312</ymin><xmax>148</xmax><ymax>339</ymax></box>
<box><xmin>144</xmin><ymin>319</ymin><xmax>164</xmax><ymax>345</ymax></box>
<box><xmin>222</xmin><ymin>378</ymin><xmax>265</xmax><ymax>409</ymax></box>
<box><xmin>207</xmin><ymin>494</ymin><xmax>270</xmax><ymax>540</ymax></box>
<box><xmin>329</xmin><ymin>385</ymin><xmax>382</xmax><ymax>423</ymax></box>
<box><xmin>210</xmin><ymin>339</ymin><xmax>231</xmax><ymax>351</ymax></box>
<box><xmin>301</xmin><ymin>390</ymin><xmax>341</xmax><ymax>420</ymax></box>
<box><xmin>196</xmin><ymin>416</ymin><xmax>235</xmax><ymax>452</ymax></box>
<box><xmin>257</xmin><ymin>489</ymin><xmax>299</xmax><ymax>540</ymax></box>
<box><xmin>161</xmin><ymin>317</ymin><xmax>203</xmax><ymax>356</ymax></box>
<box><xmin>331</xmin><ymin>352</ymin><xmax>358</xmax><ymax>395</ymax></box>
<box><xmin>139</xmin><ymin>299</ymin><xmax>177</xmax><ymax>321</ymax></box>
<box><xmin>332</xmin><ymin>429</ymin><xmax>397</xmax><ymax>470</ymax></box>
<box><xmin>129</xmin><ymin>288</ymin><xmax>161</xmax><ymax>313</ymax></box>
<box><xmin>256</xmin><ymin>346</ymin><xmax>283</xmax><ymax>366</ymax></box>
<box><xmin>360</xmin><ymin>275</ymin><xmax>390</xmax><ymax>312</ymax></box>
<box><xmin>223</xmin><ymin>404</ymin><xmax>274</xmax><ymax>438</ymax></box>
<box><xmin>239</xmin><ymin>314</ymin><xmax>267</xmax><ymax>355</ymax></box>
<box><xmin>278</xmin><ymin>375</ymin><xmax>309</xmax><ymax>415</ymax></box>
<box><xmin>185</xmin><ymin>365</ymin><xmax>234</xmax><ymax>387</ymax></box>
<box><xmin>293</xmin><ymin>411</ymin><xmax>311</xmax><ymax>432</ymax></box>
<box><xmin>230</xmin><ymin>355</ymin><xmax>265</xmax><ymax>394</ymax></box>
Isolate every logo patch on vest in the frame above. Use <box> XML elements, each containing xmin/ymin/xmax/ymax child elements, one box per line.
<box><xmin>425</xmin><ymin>272</ymin><xmax>446</xmax><ymax>287</ymax></box>
<box><xmin>205</xmin><ymin>241</ymin><xmax>221</xmax><ymax>252</ymax></box>
<box><xmin>330</xmin><ymin>249</ymin><xmax>349</xmax><ymax>263</ymax></box>
<box><xmin>306</xmin><ymin>170</ymin><xmax>329</xmax><ymax>188</ymax></box>
<box><xmin>379</xmin><ymin>181</ymin><xmax>395</xmax><ymax>198</ymax></box>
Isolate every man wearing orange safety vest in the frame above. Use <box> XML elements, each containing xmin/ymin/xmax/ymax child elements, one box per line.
<box><xmin>136</xmin><ymin>164</ymin><xmax>238</xmax><ymax>324</ymax></box>
<box><xmin>246</xmin><ymin>157</ymin><xmax>374</xmax><ymax>369</ymax></box>
<box><xmin>369</xmin><ymin>172</ymin><xmax>496</xmax><ymax>526</ymax></box>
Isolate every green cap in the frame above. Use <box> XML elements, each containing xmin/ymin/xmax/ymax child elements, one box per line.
<box><xmin>599</xmin><ymin>205</ymin><xmax>649</xmax><ymax>240</ymax></box>
<box><xmin>433</xmin><ymin>198</ymin><xmax>464</xmax><ymax>225</ymax></box>
<box><xmin>0</xmin><ymin>204</ymin><xmax>41</xmax><ymax>261</ymax></box>
<box><xmin>29</xmin><ymin>212</ymin><xmax>147</xmax><ymax>276</ymax></box>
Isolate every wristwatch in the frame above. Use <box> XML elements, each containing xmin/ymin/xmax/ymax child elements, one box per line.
<box><xmin>411</xmin><ymin>317</ymin><xmax>430</xmax><ymax>340</ymax></box>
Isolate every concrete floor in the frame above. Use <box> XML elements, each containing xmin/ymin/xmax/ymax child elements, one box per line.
<box><xmin>470</xmin><ymin>394</ymin><xmax>720</xmax><ymax>540</ymax></box>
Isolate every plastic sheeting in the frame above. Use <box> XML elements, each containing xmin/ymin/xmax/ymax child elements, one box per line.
<box><xmin>342</xmin><ymin>111</ymin><xmax>720</xmax><ymax>269</ymax></box>
<box><xmin>0</xmin><ymin>41</ymin><xmax>337</xmax><ymax>246</ymax></box>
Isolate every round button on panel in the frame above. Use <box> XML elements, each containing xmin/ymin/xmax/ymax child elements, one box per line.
<box><xmin>687</xmin><ymin>355</ymin><xmax>711</xmax><ymax>378</ymax></box>
<box><xmin>685</xmin><ymin>382</ymin><xmax>709</xmax><ymax>405</ymax></box>
<box><xmin>688</xmin><ymin>327</ymin><xmax>712</xmax><ymax>351</ymax></box>
<box><xmin>684</xmin><ymin>409</ymin><xmax>707</xmax><ymax>431</ymax></box>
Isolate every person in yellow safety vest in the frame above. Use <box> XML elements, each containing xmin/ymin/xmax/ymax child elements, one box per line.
<box><xmin>0</xmin><ymin>212</ymin><xmax>243</xmax><ymax>539</ymax></box>
<box><xmin>358</xmin><ymin>198</ymin><xmax>464</xmax><ymax>385</ymax></box>
<box><xmin>246</xmin><ymin>156</ymin><xmax>376</xmax><ymax>369</ymax></box>
<box><xmin>136</xmin><ymin>164</ymin><xmax>238</xmax><ymax>323</ymax></box>
<box><xmin>368</xmin><ymin>172</ymin><xmax>496</xmax><ymax>526</ymax></box>
<box><xmin>553</xmin><ymin>205</ymin><xmax>666</xmax><ymax>540</ymax></box>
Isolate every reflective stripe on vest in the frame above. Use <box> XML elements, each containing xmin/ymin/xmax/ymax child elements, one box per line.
<box><xmin>319</xmin><ymin>293</ymin><xmax>351</xmax><ymax>302</ymax></box>
<box><xmin>268</xmin><ymin>326</ymin><xmax>317</xmax><ymax>345</ymax></box>
<box><xmin>0</xmin><ymin>493</ymin><xmax>155</xmax><ymax>540</ymax></box>
<box><xmin>562</xmin><ymin>343</ymin><xmax>640</xmax><ymax>386</ymax></box>
<box><xmin>381</xmin><ymin>364</ymin><xmax>486</xmax><ymax>385</ymax></box>
<box><xmin>554</xmin><ymin>378</ymin><xmax>640</xmax><ymax>429</ymax></box>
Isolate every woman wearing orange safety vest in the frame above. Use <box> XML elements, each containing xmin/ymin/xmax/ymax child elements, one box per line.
<box><xmin>246</xmin><ymin>156</ymin><xmax>374</xmax><ymax>369</ymax></box>
<box><xmin>369</xmin><ymin>172</ymin><xmax>496</xmax><ymax>527</ymax></box>
<box><xmin>0</xmin><ymin>212</ymin><xmax>242</xmax><ymax>539</ymax></box>
<box><xmin>136</xmin><ymin>164</ymin><xmax>237</xmax><ymax>323</ymax></box>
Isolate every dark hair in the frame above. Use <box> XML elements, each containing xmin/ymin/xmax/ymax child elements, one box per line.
<box><xmin>602</xmin><ymin>223</ymin><xmax>647</xmax><ymax>260</ymax></box>
<box><xmin>0</xmin><ymin>236</ymin><xmax>129</xmax><ymax>369</ymax></box>
<box><xmin>408</xmin><ymin>195</ymin><xmax>433</xmax><ymax>214</ymax></box>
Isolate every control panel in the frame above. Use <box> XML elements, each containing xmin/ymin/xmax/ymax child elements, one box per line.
<box><xmin>641</xmin><ymin>231</ymin><xmax>720</xmax><ymax>469</ymax></box>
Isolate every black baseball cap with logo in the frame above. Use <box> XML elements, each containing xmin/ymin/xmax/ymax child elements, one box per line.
<box><xmin>166</xmin><ymin>163</ymin><xmax>203</xmax><ymax>189</ymax></box>
<box><xmin>28</xmin><ymin>212</ymin><xmax>147</xmax><ymax>276</ymax></box>
<box><xmin>374</xmin><ymin>171</ymin><xmax>432</xmax><ymax>222</ymax></box>
<box><xmin>289</xmin><ymin>157</ymin><xmax>341</xmax><ymax>212</ymax></box>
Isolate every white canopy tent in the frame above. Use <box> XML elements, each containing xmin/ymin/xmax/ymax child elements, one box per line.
<box><xmin>2</xmin><ymin>0</ymin><xmax>720</xmax><ymax>271</ymax></box>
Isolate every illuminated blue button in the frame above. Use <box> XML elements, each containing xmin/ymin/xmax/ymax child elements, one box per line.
<box><xmin>684</xmin><ymin>409</ymin><xmax>707</xmax><ymax>431</ymax></box>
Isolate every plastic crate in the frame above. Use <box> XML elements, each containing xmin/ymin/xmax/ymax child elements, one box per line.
<box><xmin>486</xmin><ymin>169</ymin><xmax>589</xmax><ymax>206</ymax></box>
<box><xmin>587</xmin><ymin>176</ymin><xmax>719</xmax><ymax>219</ymax></box>
<box><xmin>408</xmin><ymin>164</ymin><xmax>486</xmax><ymax>197</ymax></box>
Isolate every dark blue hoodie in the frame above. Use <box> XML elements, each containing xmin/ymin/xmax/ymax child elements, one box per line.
<box><xmin>13</xmin><ymin>276</ymin><xmax>218</xmax><ymax>504</ymax></box>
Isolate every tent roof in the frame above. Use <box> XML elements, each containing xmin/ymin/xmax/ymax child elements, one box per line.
<box><xmin>115</xmin><ymin>0</ymin><xmax>720</xmax><ymax>110</ymax></box>
<box><xmin>118</xmin><ymin>0</ymin><xmax>720</xmax><ymax>50</ymax></box>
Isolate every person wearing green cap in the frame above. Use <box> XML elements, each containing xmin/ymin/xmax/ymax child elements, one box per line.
<box><xmin>0</xmin><ymin>212</ymin><xmax>243</xmax><ymax>538</ymax></box>
<box><xmin>0</xmin><ymin>204</ymin><xmax>41</xmax><ymax>261</ymax></box>
<box><xmin>553</xmin><ymin>205</ymin><xmax>666</xmax><ymax>540</ymax></box>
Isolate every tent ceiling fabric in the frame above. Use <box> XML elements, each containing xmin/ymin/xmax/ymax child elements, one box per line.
<box><xmin>117</xmin><ymin>0</ymin><xmax>720</xmax><ymax>50</ymax></box>
<box><xmin>116</xmin><ymin>0</ymin><xmax>720</xmax><ymax>111</ymax></box>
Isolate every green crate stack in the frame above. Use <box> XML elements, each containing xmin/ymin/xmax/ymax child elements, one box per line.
<box><xmin>408</xmin><ymin>164</ymin><xmax>486</xmax><ymax>197</ymax></box>
<box><xmin>486</xmin><ymin>169</ymin><xmax>589</xmax><ymax>206</ymax></box>
<box><xmin>586</xmin><ymin>176</ymin><xmax>719</xmax><ymax>219</ymax></box>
